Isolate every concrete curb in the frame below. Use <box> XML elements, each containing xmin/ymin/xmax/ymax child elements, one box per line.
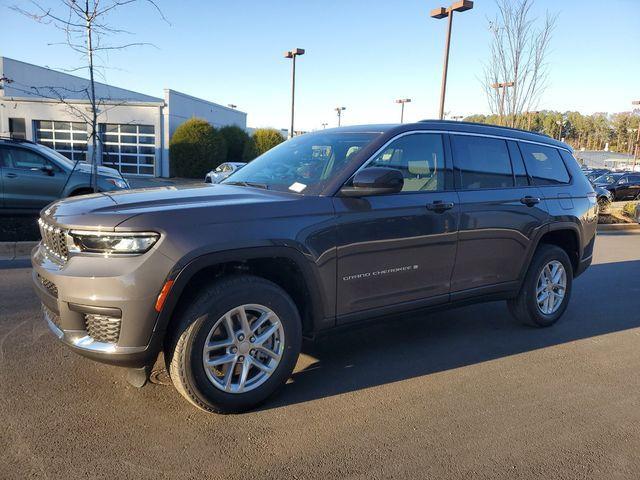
<box><xmin>0</xmin><ymin>241</ymin><xmax>38</xmax><ymax>261</ymax></box>
<box><xmin>597</xmin><ymin>223</ymin><xmax>640</xmax><ymax>231</ymax></box>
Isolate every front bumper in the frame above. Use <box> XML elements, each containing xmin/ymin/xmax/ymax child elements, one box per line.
<box><xmin>31</xmin><ymin>242</ymin><xmax>175</xmax><ymax>368</ymax></box>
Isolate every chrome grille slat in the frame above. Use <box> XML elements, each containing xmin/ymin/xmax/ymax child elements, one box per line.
<box><xmin>38</xmin><ymin>217</ymin><xmax>68</xmax><ymax>263</ymax></box>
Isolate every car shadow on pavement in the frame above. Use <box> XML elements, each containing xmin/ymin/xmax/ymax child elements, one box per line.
<box><xmin>264</xmin><ymin>259</ymin><xmax>640</xmax><ymax>410</ymax></box>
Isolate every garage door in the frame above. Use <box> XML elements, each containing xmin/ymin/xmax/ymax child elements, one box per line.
<box><xmin>100</xmin><ymin>124</ymin><xmax>156</xmax><ymax>176</ymax></box>
<box><xmin>35</xmin><ymin>121</ymin><xmax>88</xmax><ymax>162</ymax></box>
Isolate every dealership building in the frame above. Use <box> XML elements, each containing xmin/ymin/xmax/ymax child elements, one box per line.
<box><xmin>0</xmin><ymin>57</ymin><xmax>247</xmax><ymax>177</ymax></box>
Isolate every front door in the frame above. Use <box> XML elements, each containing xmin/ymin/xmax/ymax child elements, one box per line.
<box><xmin>334</xmin><ymin>132</ymin><xmax>459</xmax><ymax>319</ymax></box>
<box><xmin>0</xmin><ymin>146</ymin><xmax>67</xmax><ymax>210</ymax></box>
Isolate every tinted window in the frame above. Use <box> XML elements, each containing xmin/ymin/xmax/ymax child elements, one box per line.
<box><xmin>2</xmin><ymin>148</ymin><xmax>47</xmax><ymax>170</ymax></box>
<box><xmin>519</xmin><ymin>143</ymin><xmax>570</xmax><ymax>185</ymax></box>
<box><xmin>366</xmin><ymin>133</ymin><xmax>446</xmax><ymax>192</ymax></box>
<box><xmin>507</xmin><ymin>141</ymin><xmax>529</xmax><ymax>187</ymax></box>
<box><xmin>628</xmin><ymin>176</ymin><xmax>640</xmax><ymax>184</ymax></box>
<box><xmin>452</xmin><ymin>135</ymin><xmax>513</xmax><ymax>189</ymax></box>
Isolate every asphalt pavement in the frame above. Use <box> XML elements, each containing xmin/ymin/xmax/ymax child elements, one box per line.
<box><xmin>1</xmin><ymin>231</ymin><xmax>639</xmax><ymax>479</ymax></box>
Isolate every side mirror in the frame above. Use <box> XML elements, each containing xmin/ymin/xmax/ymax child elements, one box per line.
<box><xmin>41</xmin><ymin>165</ymin><xmax>54</xmax><ymax>176</ymax></box>
<box><xmin>339</xmin><ymin>167</ymin><xmax>404</xmax><ymax>197</ymax></box>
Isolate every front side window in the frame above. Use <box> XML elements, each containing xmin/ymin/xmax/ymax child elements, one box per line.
<box><xmin>1</xmin><ymin>147</ymin><xmax>46</xmax><ymax>170</ymax></box>
<box><xmin>452</xmin><ymin>135</ymin><xmax>513</xmax><ymax>189</ymax></box>
<box><xmin>222</xmin><ymin>132</ymin><xmax>381</xmax><ymax>195</ymax></box>
<box><xmin>519</xmin><ymin>143</ymin><xmax>570</xmax><ymax>185</ymax></box>
<box><xmin>365</xmin><ymin>133</ymin><xmax>446</xmax><ymax>192</ymax></box>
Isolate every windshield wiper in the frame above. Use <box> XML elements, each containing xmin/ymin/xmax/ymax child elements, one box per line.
<box><xmin>225</xmin><ymin>181</ymin><xmax>270</xmax><ymax>190</ymax></box>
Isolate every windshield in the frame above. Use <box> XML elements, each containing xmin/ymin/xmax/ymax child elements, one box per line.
<box><xmin>222</xmin><ymin>132</ymin><xmax>381</xmax><ymax>194</ymax></box>
<box><xmin>31</xmin><ymin>143</ymin><xmax>76</xmax><ymax>169</ymax></box>
<box><xmin>595</xmin><ymin>173</ymin><xmax>623</xmax><ymax>185</ymax></box>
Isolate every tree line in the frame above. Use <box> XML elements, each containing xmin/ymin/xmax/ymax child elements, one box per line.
<box><xmin>464</xmin><ymin>111</ymin><xmax>640</xmax><ymax>154</ymax></box>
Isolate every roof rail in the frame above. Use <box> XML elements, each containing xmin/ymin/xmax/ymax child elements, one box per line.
<box><xmin>0</xmin><ymin>135</ymin><xmax>36</xmax><ymax>144</ymax></box>
<box><xmin>417</xmin><ymin>119</ymin><xmax>552</xmax><ymax>139</ymax></box>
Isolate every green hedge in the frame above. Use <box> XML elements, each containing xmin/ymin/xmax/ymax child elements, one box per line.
<box><xmin>219</xmin><ymin>125</ymin><xmax>251</xmax><ymax>162</ymax></box>
<box><xmin>243</xmin><ymin>128</ymin><xmax>285</xmax><ymax>161</ymax></box>
<box><xmin>169</xmin><ymin>118</ymin><xmax>227</xmax><ymax>178</ymax></box>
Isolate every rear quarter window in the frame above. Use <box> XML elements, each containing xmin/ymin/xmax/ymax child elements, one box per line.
<box><xmin>519</xmin><ymin>143</ymin><xmax>570</xmax><ymax>185</ymax></box>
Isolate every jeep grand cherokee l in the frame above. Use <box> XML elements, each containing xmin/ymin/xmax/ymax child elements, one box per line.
<box><xmin>31</xmin><ymin>121</ymin><xmax>597</xmax><ymax>413</ymax></box>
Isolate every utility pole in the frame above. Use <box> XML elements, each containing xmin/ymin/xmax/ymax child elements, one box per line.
<box><xmin>491</xmin><ymin>81</ymin><xmax>515</xmax><ymax>125</ymax></box>
<box><xmin>285</xmin><ymin>48</ymin><xmax>305</xmax><ymax>139</ymax></box>
<box><xmin>335</xmin><ymin>106</ymin><xmax>346</xmax><ymax>127</ymax></box>
<box><xmin>395</xmin><ymin>98</ymin><xmax>411</xmax><ymax>123</ymax></box>
<box><xmin>430</xmin><ymin>1</ymin><xmax>474</xmax><ymax>120</ymax></box>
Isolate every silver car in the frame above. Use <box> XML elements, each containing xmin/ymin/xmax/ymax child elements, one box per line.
<box><xmin>0</xmin><ymin>137</ymin><xmax>129</xmax><ymax>212</ymax></box>
<box><xmin>204</xmin><ymin>162</ymin><xmax>246</xmax><ymax>183</ymax></box>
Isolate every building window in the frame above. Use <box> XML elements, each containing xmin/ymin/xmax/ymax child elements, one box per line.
<box><xmin>9</xmin><ymin>118</ymin><xmax>27</xmax><ymax>139</ymax></box>
<box><xmin>34</xmin><ymin>120</ymin><xmax>88</xmax><ymax>162</ymax></box>
<box><xmin>100</xmin><ymin>124</ymin><xmax>155</xmax><ymax>176</ymax></box>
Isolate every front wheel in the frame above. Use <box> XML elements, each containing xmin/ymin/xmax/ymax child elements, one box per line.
<box><xmin>167</xmin><ymin>275</ymin><xmax>302</xmax><ymax>413</ymax></box>
<box><xmin>508</xmin><ymin>244</ymin><xmax>573</xmax><ymax>327</ymax></box>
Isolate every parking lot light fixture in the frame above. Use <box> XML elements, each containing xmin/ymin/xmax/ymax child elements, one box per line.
<box><xmin>285</xmin><ymin>48</ymin><xmax>306</xmax><ymax>138</ymax></box>
<box><xmin>491</xmin><ymin>81</ymin><xmax>515</xmax><ymax>125</ymax></box>
<box><xmin>335</xmin><ymin>107</ymin><xmax>346</xmax><ymax>127</ymax></box>
<box><xmin>431</xmin><ymin>1</ymin><xmax>474</xmax><ymax>120</ymax></box>
<box><xmin>227</xmin><ymin>104</ymin><xmax>237</xmax><ymax>109</ymax></box>
<box><xmin>395</xmin><ymin>98</ymin><xmax>412</xmax><ymax>123</ymax></box>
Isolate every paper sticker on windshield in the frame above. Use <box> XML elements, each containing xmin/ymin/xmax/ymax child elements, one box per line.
<box><xmin>289</xmin><ymin>182</ymin><xmax>307</xmax><ymax>193</ymax></box>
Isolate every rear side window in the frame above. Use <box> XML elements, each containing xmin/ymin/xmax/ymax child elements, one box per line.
<box><xmin>451</xmin><ymin>135</ymin><xmax>513</xmax><ymax>189</ymax></box>
<box><xmin>519</xmin><ymin>143</ymin><xmax>570</xmax><ymax>185</ymax></box>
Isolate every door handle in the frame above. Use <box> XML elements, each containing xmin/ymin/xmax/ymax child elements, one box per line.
<box><xmin>520</xmin><ymin>196</ymin><xmax>541</xmax><ymax>207</ymax></box>
<box><xmin>5</xmin><ymin>173</ymin><xmax>18</xmax><ymax>178</ymax></box>
<box><xmin>426</xmin><ymin>200</ymin><xmax>454</xmax><ymax>212</ymax></box>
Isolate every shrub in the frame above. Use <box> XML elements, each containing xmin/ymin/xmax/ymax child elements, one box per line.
<box><xmin>169</xmin><ymin>118</ymin><xmax>227</xmax><ymax>178</ymax></box>
<box><xmin>243</xmin><ymin>128</ymin><xmax>285</xmax><ymax>161</ymax></box>
<box><xmin>219</xmin><ymin>125</ymin><xmax>250</xmax><ymax>162</ymax></box>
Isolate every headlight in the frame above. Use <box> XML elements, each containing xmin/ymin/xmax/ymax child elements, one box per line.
<box><xmin>67</xmin><ymin>231</ymin><xmax>159</xmax><ymax>255</ymax></box>
<box><xmin>106</xmin><ymin>178</ymin><xmax>129</xmax><ymax>189</ymax></box>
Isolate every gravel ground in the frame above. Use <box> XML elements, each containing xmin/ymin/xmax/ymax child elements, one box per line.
<box><xmin>0</xmin><ymin>231</ymin><xmax>639</xmax><ymax>479</ymax></box>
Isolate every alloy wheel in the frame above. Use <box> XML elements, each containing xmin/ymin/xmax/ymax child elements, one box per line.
<box><xmin>536</xmin><ymin>260</ymin><xmax>567</xmax><ymax>315</ymax></box>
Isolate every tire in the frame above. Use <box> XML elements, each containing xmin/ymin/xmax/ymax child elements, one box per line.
<box><xmin>507</xmin><ymin>244</ymin><xmax>573</xmax><ymax>328</ymax></box>
<box><xmin>597</xmin><ymin>196</ymin><xmax>610</xmax><ymax>212</ymax></box>
<box><xmin>166</xmin><ymin>275</ymin><xmax>302</xmax><ymax>414</ymax></box>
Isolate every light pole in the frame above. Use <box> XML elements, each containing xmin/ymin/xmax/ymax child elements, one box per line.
<box><xmin>285</xmin><ymin>48</ymin><xmax>305</xmax><ymax>139</ymax></box>
<box><xmin>431</xmin><ymin>1</ymin><xmax>474</xmax><ymax>120</ymax></box>
<box><xmin>335</xmin><ymin>106</ymin><xmax>346</xmax><ymax>127</ymax></box>
<box><xmin>491</xmin><ymin>81</ymin><xmax>515</xmax><ymax>125</ymax></box>
<box><xmin>321</xmin><ymin>122</ymin><xmax>328</xmax><ymax>129</ymax></box>
<box><xmin>227</xmin><ymin>104</ymin><xmax>237</xmax><ymax>109</ymax></box>
<box><xmin>395</xmin><ymin>98</ymin><xmax>412</xmax><ymax>123</ymax></box>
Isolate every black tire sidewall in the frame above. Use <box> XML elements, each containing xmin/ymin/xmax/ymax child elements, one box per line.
<box><xmin>179</xmin><ymin>278</ymin><xmax>301</xmax><ymax>412</ymax></box>
<box><xmin>523</xmin><ymin>246</ymin><xmax>573</xmax><ymax>327</ymax></box>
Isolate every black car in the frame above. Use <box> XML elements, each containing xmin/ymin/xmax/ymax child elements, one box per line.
<box><xmin>584</xmin><ymin>168</ymin><xmax>610</xmax><ymax>183</ymax></box>
<box><xmin>32</xmin><ymin>120</ymin><xmax>598</xmax><ymax>413</ymax></box>
<box><xmin>593</xmin><ymin>172</ymin><xmax>640</xmax><ymax>201</ymax></box>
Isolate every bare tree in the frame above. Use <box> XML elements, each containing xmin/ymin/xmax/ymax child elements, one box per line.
<box><xmin>10</xmin><ymin>0</ymin><xmax>167</xmax><ymax>191</ymax></box>
<box><xmin>483</xmin><ymin>0</ymin><xmax>555</xmax><ymax>128</ymax></box>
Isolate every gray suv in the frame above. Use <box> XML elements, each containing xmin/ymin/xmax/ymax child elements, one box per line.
<box><xmin>31</xmin><ymin>121</ymin><xmax>598</xmax><ymax>414</ymax></box>
<box><xmin>0</xmin><ymin>137</ymin><xmax>129</xmax><ymax>212</ymax></box>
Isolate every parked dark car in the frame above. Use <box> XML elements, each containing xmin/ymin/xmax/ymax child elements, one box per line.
<box><xmin>593</xmin><ymin>172</ymin><xmax>640</xmax><ymax>201</ymax></box>
<box><xmin>0</xmin><ymin>137</ymin><xmax>129</xmax><ymax>213</ymax></box>
<box><xmin>584</xmin><ymin>168</ymin><xmax>610</xmax><ymax>183</ymax></box>
<box><xmin>32</xmin><ymin>121</ymin><xmax>597</xmax><ymax>413</ymax></box>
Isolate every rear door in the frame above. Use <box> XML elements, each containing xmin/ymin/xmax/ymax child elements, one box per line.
<box><xmin>334</xmin><ymin>132</ymin><xmax>460</xmax><ymax>318</ymax></box>
<box><xmin>449</xmin><ymin>134</ymin><xmax>549</xmax><ymax>295</ymax></box>
<box><xmin>0</xmin><ymin>146</ymin><xmax>67</xmax><ymax>210</ymax></box>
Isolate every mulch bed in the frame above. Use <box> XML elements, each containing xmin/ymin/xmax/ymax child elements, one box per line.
<box><xmin>0</xmin><ymin>216</ymin><xmax>40</xmax><ymax>242</ymax></box>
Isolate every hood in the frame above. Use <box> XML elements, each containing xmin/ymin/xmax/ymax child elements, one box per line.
<box><xmin>73</xmin><ymin>162</ymin><xmax>122</xmax><ymax>178</ymax></box>
<box><xmin>43</xmin><ymin>184</ymin><xmax>301</xmax><ymax>230</ymax></box>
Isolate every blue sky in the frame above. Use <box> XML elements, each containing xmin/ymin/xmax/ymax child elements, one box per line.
<box><xmin>1</xmin><ymin>0</ymin><xmax>639</xmax><ymax>131</ymax></box>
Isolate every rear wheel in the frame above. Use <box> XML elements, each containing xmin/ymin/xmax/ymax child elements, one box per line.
<box><xmin>167</xmin><ymin>275</ymin><xmax>302</xmax><ymax>413</ymax></box>
<box><xmin>508</xmin><ymin>244</ymin><xmax>573</xmax><ymax>327</ymax></box>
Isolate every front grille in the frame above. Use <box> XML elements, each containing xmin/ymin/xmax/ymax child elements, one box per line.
<box><xmin>37</xmin><ymin>273</ymin><xmax>58</xmax><ymax>298</ymax></box>
<box><xmin>85</xmin><ymin>314</ymin><xmax>121</xmax><ymax>344</ymax></box>
<box><xmin>38</xmin><ymin>218</ymin><xmax>68</xmax><ymax>263</ymax></box>
<box><xmin>42</xmin><ymin>303</ymin><xmax>61</xmax><ymax>328</ymax></box>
